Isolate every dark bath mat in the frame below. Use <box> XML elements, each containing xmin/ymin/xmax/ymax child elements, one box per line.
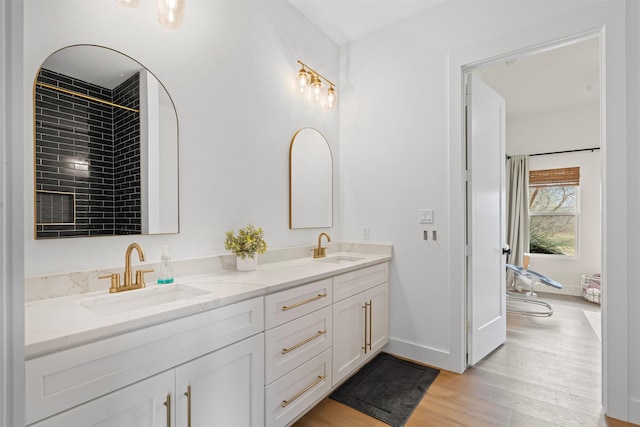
<box><xmin>329</xmin><ymin>352</ymin><xmax>440</xmax><ymax>427</ymax></box>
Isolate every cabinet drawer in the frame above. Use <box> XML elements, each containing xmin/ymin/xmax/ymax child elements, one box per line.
<box><xmin>26</xmin><ymin>296</ymin><xmax>264</xmax><ymax>425</ymax></box>
<box><xmin>265</xmin><ymin>279</ymin><xmax>332</xmax><ymax>329</ymax></box>
<box><xmin>265</xmin><ymin>348</ymin><xmax>332</xmax><ymax>427</ymax></box>
<box><xmin>265</xmin><ymin>305</ymin><xmax>332</xmax><ymax>384</ymax></box>
<box><xmin>333</xmin><ymin>262</ymin><xmax>389</xmax><ymax>302</ymax></box>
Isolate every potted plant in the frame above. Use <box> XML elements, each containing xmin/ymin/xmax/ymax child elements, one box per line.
<box><xmin>224</xmin><ymin>223</ymin><xmax>268</xmax><ymax>271</ymax></box>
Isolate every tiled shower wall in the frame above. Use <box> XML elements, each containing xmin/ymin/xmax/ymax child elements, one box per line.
<box><xmin>35</xmin><ymin>69</ymin><xmax>141</xmax><ymax>239</ymax></box>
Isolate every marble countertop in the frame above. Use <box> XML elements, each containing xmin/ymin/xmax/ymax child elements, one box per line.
<box><xmin>25</xmin><ymin>250</ymin><xmax>391</xmax><ymax>359</ymax></box>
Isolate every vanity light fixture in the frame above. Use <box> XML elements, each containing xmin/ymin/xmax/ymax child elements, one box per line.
<box><xmin>115</xmin><ymin>0</ymin><xmax>185</xmax><ymax>30</ymax></box>
<box><xmin>295</xmin><ymin>60</ymin><xmax>338</xmax><ymax>110</ymax></box>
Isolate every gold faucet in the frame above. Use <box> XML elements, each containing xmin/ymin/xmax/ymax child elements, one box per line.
<box><xmin>99</xmin><ymin>242</ymin><xmax>153</xmax><ymax>293</ymax></box>
<box><xmin>313</xmin><ymin>232</ymin><xmax>331</xmax><ymax>258</ymax></box>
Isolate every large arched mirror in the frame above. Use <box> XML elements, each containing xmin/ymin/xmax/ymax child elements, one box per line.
<box><xmin>33</xmin><ymin>45</ymin><xmax>179</xmax><ymax>239</ymax></box>
<box><xmin>289</xmin><ymin>128</ymin><xmax>333</xmax><ymax>228</ymax></box>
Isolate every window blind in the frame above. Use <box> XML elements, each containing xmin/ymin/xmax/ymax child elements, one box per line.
<box><xmin>529</xmin><ymin>167</ymin><xmax>580</xmax><ymax>187</ymax></box>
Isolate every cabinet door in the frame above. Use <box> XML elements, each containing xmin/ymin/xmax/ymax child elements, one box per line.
<box><xmin>175</xmin><ymin>333</ymin><xmax>264</xmax><ymax>427</ymax></box>
<box><xmin>30</xmin><ymin>370</ymin><xmax>174</xmax><ymax>427</ymax></box>
<box><xmin>332</xmin><ymin>292</ymin><xmax>366</xmax><ymax>386</ymax></box>
<box><xmin>364</xmin><ymin>282</ymin><xmax>389</xmax><ymax>361</ymax></box>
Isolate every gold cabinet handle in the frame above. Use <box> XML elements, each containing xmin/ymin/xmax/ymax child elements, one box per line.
<box><xmin>281</xmin><ymin>293</ymin><xmax>327</xmax><ymax>311</ymax></box>
<box><xmin>184</xmin><ymin>385</ymin><xmax>191</xmax><ymax>427</ymax></box>
<box><xmin>163</xmin><ymin>393</ymin><xmax>171</xmax><ymax>427</ymax></box>
<box><xmin>362</xmin><ymin>303</ymin><xmax>368</xmax><ymax>354</ymax></box>
<box><xmin>368</xmin><ymin>300</ymin><xmax>373</xmax><ymax>351</ymax></box>
<box><xmin>282</xmin><ymin>330</ymin><xmax>327</xmax><ymax>355</ymax></box>
<box><xmin>281</xmin><ymin>375</ymin><xmax>326</xmax><ymax>408</ymax></box>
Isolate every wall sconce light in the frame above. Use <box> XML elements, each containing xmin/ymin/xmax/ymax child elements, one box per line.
<box><xmin>116</xmin><ymin>0</ymin><xmax>185</xmax><ymax>30</ymax></box>
<box><xmin>295</xmin><ymin>60</ymin><xmax>338</xmax><ymax>110</ymax></box>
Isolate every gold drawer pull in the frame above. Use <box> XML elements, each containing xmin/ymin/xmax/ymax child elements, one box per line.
<box><xmin>163</xmin><ymin>393</ymin><xmax>171</xmax><ymax>427</ymax></box>
<box><xmin>184</xmin><ymin>385</ymin><xmax>192</xmax><ymax>427</ymax></box>
<box><xmin>281</xmin><ymin>375</ymin><xmax>326</xmax><ymax>408</ymax></box>
<box><xmin>282</xmin><ymin>330</ymin><xmax>327</xmax><ymax>355</ymax></box>
<box><xmin>281</xmin><ymin>293</ymin><xmax>327</xmax><ymax>311</ymax></box>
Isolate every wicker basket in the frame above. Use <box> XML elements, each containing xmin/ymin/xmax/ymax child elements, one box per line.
<box><xmin>582</xmin><ymin>274</ymin><xmax>601</xmax><ymax>304</ymax></box>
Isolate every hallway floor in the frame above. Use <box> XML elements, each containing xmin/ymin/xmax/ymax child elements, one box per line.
<box><xmin>295</xmin><ymin>293</ymin><xmax>636</xmax><ymax>426</ymax></box>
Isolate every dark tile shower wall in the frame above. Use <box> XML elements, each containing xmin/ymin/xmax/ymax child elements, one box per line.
<box><xmin>113</xmin><ymin>74</ymin><xmax>141</xmax><ymax>235</ymax></box>
<box><xmin>35</xmin><ymin>69</ymin><xmax>141</xmax><ymax>239</ymax></box>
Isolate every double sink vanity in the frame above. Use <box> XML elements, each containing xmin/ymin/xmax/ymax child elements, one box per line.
<box><xmin>25</xmin><ymin>242</ymin><xmax>391</xmax><ymax>427</ymax></box>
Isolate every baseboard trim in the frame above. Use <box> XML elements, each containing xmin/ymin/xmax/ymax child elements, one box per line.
<box><xmin>385</xmin><ymin>338</ymin><xmax>462</xmax><ymax>373</ymax></box>
<box><xmin>628</xmin><ymin>398</ymin><xmax>640</xmax><ymax>424</ymax></box>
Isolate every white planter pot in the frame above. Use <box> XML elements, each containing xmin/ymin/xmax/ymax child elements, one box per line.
<box><xmin>236</xmin><ymin>255</ymin><xmax>257</xmax><ymax>271</ymax></box>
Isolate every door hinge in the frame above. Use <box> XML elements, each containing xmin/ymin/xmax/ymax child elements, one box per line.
<box><xmin>465</xmin><ymin>245</ymin><xmax>472</xmax><ymax>256</ymax></box>
<box><xmin>465</xmin><ymin>170</ymin><xmax>471</xmax><ymax>181</ymax></box>
<box><xmin>465</xmin><ymin>93</ymin><xmax>472</xmax><ymax>106</ymax></box>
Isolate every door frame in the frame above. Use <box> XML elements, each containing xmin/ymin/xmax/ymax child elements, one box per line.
<box><xmin>462</xmin><ymin>31</ymin><xmax>601</xmax><ymax>367</ymax></box>
<box><xmin>449</xmin><ymin>20</ymin><xmax>620</xmax><ymax>413</ymax></box>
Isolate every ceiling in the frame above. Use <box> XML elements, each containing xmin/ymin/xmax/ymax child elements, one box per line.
<box><xmin>287</xmin><ymin>0</ymin><xmax>445</xmax><ymax>46</ymax></box>
<box><xmin>475</xmin><ymin>37</ymin><xmax>600</xmax><ymax>118</ymax></box>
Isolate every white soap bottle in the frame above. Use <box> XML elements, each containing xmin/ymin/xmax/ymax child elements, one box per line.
<box><xmin>158</xmin><ymin>245</ymin><xmax>174</xmax><ymax>284</ymax></box>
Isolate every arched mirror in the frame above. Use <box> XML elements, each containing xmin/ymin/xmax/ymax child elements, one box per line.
<box><xmin>289</xmin><ymin>128</ymin><xmax>333</xmax><ymax>228</ymax></box>
<box><xmin>33</xmin><ymin>45</ymin><xmax>179</xmax><ymax>239</ymax></box>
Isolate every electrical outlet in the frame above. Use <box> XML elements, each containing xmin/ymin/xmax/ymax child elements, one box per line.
<box><xmin>362</xmin><ymin>227</ymin><xmax>370</xmax><ymax>240</ymax></box>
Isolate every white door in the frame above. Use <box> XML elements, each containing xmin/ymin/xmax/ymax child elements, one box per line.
<box><xmin>466</xmin><ymin>74</ymin><xmax>507</xmax><ymax>366</ymax></box>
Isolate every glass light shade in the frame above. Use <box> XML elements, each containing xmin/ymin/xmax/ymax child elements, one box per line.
<box><xmin>295</xmin><ymin>67</ymin><xmax>310</xmax><ymax>96</ymax></box>
<box><xmin>324</xmin><ymin>86</ymin><xmax>338</xmax><ymax>110</ymax></box>
<box><xmin>309</xmin><ymin>75</ymin><xmax>324</xmax><ymax>104</ymax></box>
<box><xmin>158</xmin><ymin>0</ymin><xmax>185</xmax><ymax>30</ymax></box>
<box><xmin>116</xmin><ymin>0</ymin><xmax>140</xmax><ymax>7</ymax></box>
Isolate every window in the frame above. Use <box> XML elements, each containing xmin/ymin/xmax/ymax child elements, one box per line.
<box><xmin>529</xmin><ymin>167</ymin><xmax>579</xmax><ymax>256</ymax></box>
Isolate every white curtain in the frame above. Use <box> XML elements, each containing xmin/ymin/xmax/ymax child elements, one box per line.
<box><xmin>506</xmin><ymin>155</ymin><xmax>529</xmax><ymax>277</ymax></box>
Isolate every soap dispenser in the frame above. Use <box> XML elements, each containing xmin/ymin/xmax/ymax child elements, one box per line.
<box><xmin>158</xmin><ymin>245</ymin><xmax>174</xmax><ymax>284</ymax></box>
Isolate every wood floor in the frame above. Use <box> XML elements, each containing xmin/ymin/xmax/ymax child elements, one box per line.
<box><xmin>294</xmin><ymin>293</ymin><xmax>637</xmax><ymax>427</ymax></box>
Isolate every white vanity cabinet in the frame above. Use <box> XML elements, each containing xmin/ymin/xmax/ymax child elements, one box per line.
<box><xmin>174</xmin><ymin>332</ymin><xmax>264</xmax><ymax>427</ymax></box>
<box><xmin>264</xmin><ymin>279</ymin><xmax>333</xmax><ymax>427</ymax></box>
<box><xmin>26</xmin><ymin>297</ymin><xmax>264</xmax><ymax>426</ymax></box>
<box><xmin>332</xmin><ymin>263</ymin><xmax>389</xmax><ymax>386</ymax></box>
<box><xmin>30</xmin><ymin>334</ymin><xmax>264</xmax><ymax>427</ymax></box>
<box><xmin>30</xmin><ymin>370</ymin><xmax>174</xmax><ymax>427</ymax></box>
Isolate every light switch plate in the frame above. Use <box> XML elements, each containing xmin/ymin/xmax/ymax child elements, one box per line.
<box><xmin>419</xmin><ymin>209</ymin><xmax>434</xmax><ymax>224</ymax></box>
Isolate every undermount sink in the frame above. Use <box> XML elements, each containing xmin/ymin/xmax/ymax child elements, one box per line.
<box><xmin>80</xmin><ymin>284</ymin><xmax>208</xmax><ymax>316</ymax></box>
<box><xmin>314</xmin><ymin>255</ymin><xmax>365</xmax><ymax>264</ymax></box>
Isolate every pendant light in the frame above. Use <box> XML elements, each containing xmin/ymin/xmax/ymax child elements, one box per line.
<box><xmin>157</xmin><ymin>0</ymin><xmax>185</xmax><ymax>30</ymax></box>
<box><xmin>116</xmin><ymin>0</ymin><xmax>140</xmax><ymax>7</ymax></box>
<box><xmin>309</xmin><ymin>74</ymin><xmax>324</xmax><ymax>104</ymax></box>
<box><xmin>295</xmin><ymin>66</ymin><xmax>311</xmax><ymax>96</ymax></box>
<box><xmin>324</xmin><ymin>85</ymin><xmax>338</xmax><ymax>110</ymax></box>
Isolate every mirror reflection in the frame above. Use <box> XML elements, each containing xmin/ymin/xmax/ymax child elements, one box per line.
<box><xmin>289</xmin><ymin>128</ymin><xmax>333</xmax><ymax>229</ymax></box>
<box><xmin>34</xmin><ymin>45</ymin><xmax>179</xmax><ymax>239</ymax></box>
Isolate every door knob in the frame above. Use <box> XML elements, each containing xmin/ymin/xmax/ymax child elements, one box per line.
<box><xmin>502</xmin><ymin>244</ymin><xmax>511</xmax><ymax>255</ymax></box>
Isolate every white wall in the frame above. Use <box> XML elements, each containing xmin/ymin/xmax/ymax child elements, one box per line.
<box><xmin>340</xmin><ymin>0</ymin><xmax>634</xmax><ymax>422</ymax></box>
<box><xmin>508</xmin><ymin>101</ymin><xmax>600</xmax><ymax>155</ymax></box>
<box><xmin>625</xmin><ymin>0</ymin><xmax>640</xmax><ymax>420</ymax></box>
<box><xmin>23</xmin><ymin>0</ymin><xmax>340</xmax><ymax>276</ymax></box>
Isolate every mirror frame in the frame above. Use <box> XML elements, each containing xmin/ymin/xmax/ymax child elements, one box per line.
<box><xmin>289</xmin><ymin>127</ymin><xmax>333</xmax><ymax>229</ymax></box>
<box><xmin>33</xmin><ymin>44</ymin><xmax>180</xmax><ymax>239</ymax></box>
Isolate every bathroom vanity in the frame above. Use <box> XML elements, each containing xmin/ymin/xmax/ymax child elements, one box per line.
<box><xmin>25</xmin><ymin>247</ymin><xmax>391</xmax><ymax>427</ymax></box>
